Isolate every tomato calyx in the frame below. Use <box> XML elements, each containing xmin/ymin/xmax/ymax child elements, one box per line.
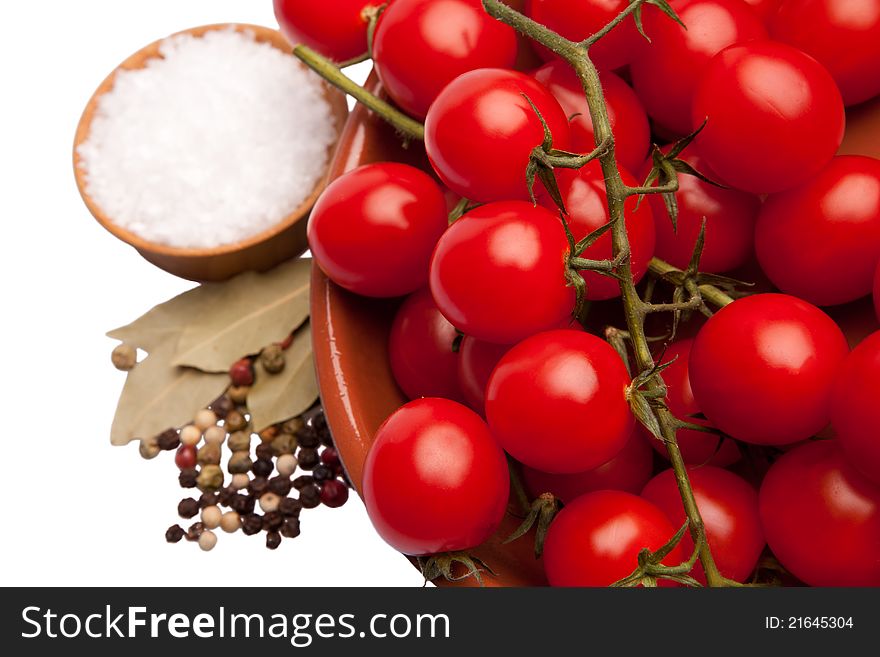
<box><xmin>503</xmin><ymin>492</ymin><xmax>561</xmax><ymax>559</ymax></box>
<box><xmin>611</xmin><ymin>521</ymin><xmax>703</xmax><ymax>588</ymax></box>
<box><xmin>333</xmin><ymin>2</ymin><xmax>388</xmax><ymax>68</ymax></box>
<box><xmin>416</xmin><ymin>551</ymin><xmax>496</xmax><ymax>587</ymax></box>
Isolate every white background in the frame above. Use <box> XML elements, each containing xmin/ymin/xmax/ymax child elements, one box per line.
<box><xmin>0</xmin><ymin>0</ymin><xmax>424</xmax><ymax>586</ymax></box>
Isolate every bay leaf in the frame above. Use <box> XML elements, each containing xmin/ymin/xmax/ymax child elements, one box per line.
<box><xmin>110</xmin><ymin>339</ymin><xmax>228</xmax><ymax>445</ymax></box>
<box><xmin>247</xmin><ymin>322</ymin><xmax>318</xmax><ymax>433</ymax></box>
<box><xmin>172</xmin><ymin>258</ymin><xmax>311</xmax><ymax>372</ymax></box>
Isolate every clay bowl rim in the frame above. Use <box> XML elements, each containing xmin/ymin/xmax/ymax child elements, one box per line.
<box><xmin>72</xmin><ymin>22</ymin><xmax>347</xmax><ymax>260</ymax></box>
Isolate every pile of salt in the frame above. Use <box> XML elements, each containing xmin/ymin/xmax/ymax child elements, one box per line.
<box><xmin>77</xmin><ymin>27</ymin><xmax>337</xmax><ymax>249</ymax></box>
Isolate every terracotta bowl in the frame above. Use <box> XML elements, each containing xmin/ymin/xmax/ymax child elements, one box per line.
<box><xmin>73</xmin><ymin>23</ymin><xmax>348</xmax><ymax>282</ymax></box>
<box><xmin>312</xmin><ymin>73</ymin><xmax>880</xmax><ymax>587</ymax></box>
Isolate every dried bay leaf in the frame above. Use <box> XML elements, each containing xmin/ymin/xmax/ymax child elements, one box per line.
<box><xmin>247</xmin><ymin>322</ymin><xmax>318</xmax><ymax>432</ymax></box>
<box><xmin>172</xmin><ymin>258</ymin><xmax>311</xmax><ymax>372</ymax></box>
<box><xmin>110</xmin><ymin>340</ymin><xmax>227</xmax><ymax>446</ymax></box>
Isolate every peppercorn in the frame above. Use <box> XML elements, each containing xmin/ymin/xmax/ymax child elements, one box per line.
<box><xmin>224</xmin><ymin>410</ymin><xmax>248</xmax><ymax>432</ymax></box>
<box><xmin>259</xmin><ymin>492</ymin><xmax>281</xmax><ymax>514</ymax></box>
<box><xmin>252</xmin><ymin>458</ymin><xmax>273</xmax><ymax>478</ymax></box>
<box><xmin>194</xmin><ymin>409</ymin><xmax>217</xmax><ymax>431</ymax></box>
<box><xmin>292</xmin><ymin>475</ymin><xmax>315</xmax><ymax>490</ymax></box>
<box><xmin>255</xmin><ymin>443</ymin><xmax>274</xmax><ymax>462</ymax></box>
<box><xmin>165</xmin><ymin>524</ymin><xmax>185</xmax><ymax>543</ymax></box>
<box><xmin>297</xmin><ymin>447</ymin><xmax>319</xmax><ymax>470</ymax></box>
<box><xmin>112</xmin><ymin>343</ymin><xmax>138</xmax><ymax>371</ymax></box>
<box><xmin>197</xmin><ymin>442</ymin><xmax>222</xmax><ymax>466</ymax></box>
<box><xmin>280</xmin><ymin>517</ymin><xmax>301</xmax><ymax>539</ymax></box>
<box><xmin>282</xmin><ymin>417</ymin><xmax>304</xmax><ymax>435</ymax></box>
<box><xmin>198</xmin><ymin>491</ymin><xmax>219</xmax><ymax>509</ymax></box>
<box><xmin>260</xmin><ymin>344</ymin><xmax>285</xmax><ymax>374</ymax></box>
<box><xmin>311</xmin><ymin>464</ymin><xmax>333</xmax><ymax>483</ymax></box>
<box><xmin>259</xmin><ymin>425</ymin><xmax>279</xmax><ymax>443</ymax></box>
<box><xmin>229</xmin><ymin>358</ymin><xmax>254</xmax><ymax>387</ymax></box>
<box><xmin>156</xmin><ymin>428</ymin><xmax>180</xmax><ymax>451</ymax></box>
<box><xmin>201</xmin><ymin>505</ymin><xmax>222</xmax><ymax>529</ymax></box>
<box><xmin>268</xmin><ymin>476</ymin><xmax>292</xmax><ymax>497</ymax></box>
<box><xmin>320</xmin><ymin>480</ymin><xmax>349</xmax><ymax>508</ymax></box>
<box><xmin>139</xmin><ymin>438</ymin><xmax>160</xmax><ymax>460</ymax></box>
<box><xmin>241</xmin><ymin>513</ymin><xmax>263</xmax><ymax>536</ymax></box>
<box><xmin>276</xmin><ymin>453</ymin><xmax>298</xmax><ymax>477</ymax></box>
<box><xmin>270</xmin><ymin>433</ymin><xmax>297</xmax><ymax>456</ymax></box>
<box><xmin>296</xmin><ymin>426</ymin><xmax>320</xmax><ymax>449</ymax></box>
<box><xmin>180</xmin><ymin>424</ymin><xmax>202</xmax><ymax>446</ymax></box>
<box><xmin>196</xmin><ymin>464</ymin><xmax>223</xmax><ymax>491</ymax></box>
<box><xmin>228</xmin><ymin>451</ymin><xmax>253</xmax><ymax>475</ymax></box>
<box><xmin>218</xmin><ymin>486</ymin><xmax>236</xmax><ymax>506</ymax></box>
<box><xmin>178</xmin><ymin>468</ymin><xmax>198</xmax><ymax>488</ymax></box>
<box><xmin>198</xmin><ymin>530</ymin><xmax>218</xmax><ymax>552</ymax></box>
<box><xmin>210</xmin><ymin>395</ymin><xmax>233</xmax><ymax>420</ymax></box>
<box><xmin>204</xmin><ymin>425</ymin><xmax>226</xmax><ymax>446</ymax></box>
<box><xmin>227</xmin><ymin>431</ymin><xmax>251</xmax><ymax>453</ymax></box>
<box><xmin>299</xmin><ymin>484</ymin><xmax>321</xmax><ymax>509</ymax></box>
<box><xmin>320</xmin><ymin>447</ymin><xmax>340</xmax><ymax>469</ymax></box>
<box><xmin>266</xmin><ymin>531</ymin><xmax>282</xmax><ymax>550</ymax></box>
<box><xmin>220</xmin><ymin>511</ymin><xmax>241</xmax><ymax>533</ymax></box>
<box><xmin>230</xmin><ymin>494</ymin><xmax>251</xmax><ymax>514</ymax></box>
<box><xmin>248</xmin><ymin>476</ymin><xmax>269</xmax><ymax>496</ymax></box>
<box><xmin>262</xmin><ymin>511</ymin><xmax>283</xmax><ymax>531</ymax></box>
<box><xmin>178</xmin><ymin>498</ymin><xmax>200</xmax><ymax>519</ymax></box>
<box><xmin>186</xmin><ymin>522</ymin><xmax>205</xmax><ymax>541</ymax></box>
<box><xmin>228</xmin><ymin>385</ymin><xmax>249</xmax><ymax>404</ymax></box>
<box><xmin>231</xmin><ymin>473</ymin><xmax>250</xmax><ymax>490</ymax></box>
<box><xmin>279</xmin><ymin>497</ymin><xmax>302</xmax><ymax>518</ymax></box>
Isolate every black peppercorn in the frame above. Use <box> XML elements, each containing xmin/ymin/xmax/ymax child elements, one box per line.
<box><xmin>248</xmin><ymin>476</ymin><xmax>269</xmax><ymax>496</ymax></box>
<box><xmin>186</xmin><ymin>522</ymin><xmax>205</xmax><ymax>541</ymax></box>
<box><xmin>255</xmin><ymin>443</ymin><xmax>274</xmax><ymax>462</ymax></box>
<box><xmin>210</xmin><ymin>395</ymin><xmax>233</xmax><ymax>420</ymax></box>
<box><xmin>280</xmin><ymin>517</ymin><xmax>301</xmax><ymax>539</ymax></box>
<box><xmin>296</xmin><ymin>426</ymin><xmax>320</xmax><ymax>448</ymax></box>
<box><xmin>312</xmin><ymin>464</ymin><xmax>333</xmax><ymax>482</ymax></box>
<box><xmin>268</xmin><ymin>476</ymin><xmax>292</xmax><ymax>496</ymax></box>
<box><xmin>218</xmin><ymin>486</ymin><xmax>236</xmax><ymax>507</ymax></box>
<box><xmin>177</xmin><ymin>498</ymin><xmax>200</xmax><ymax>519</ymax></box>
<box><xmin>198</xmin><ymin>491</ymin><xmax>218</xmax><ymax>509</ymax></box>
<box><xmin>156</xmin><ymin>428</ymin><xmax>180</xmax><ymax>451</ymax></box>
<box><xmin>252</xmin><ymin>458</ymin><xmax>273</xmax><ymax>477</ymax></box>
<box><xmin>279</xmin><ymin>497</ymin><xmax>302</xmax><ymax>517</ymax></box>
<box><xmin>178</xmin><ymin>468</ymin><xmax>198</xmax><ymax>488</ymax></box>
<box><xmin>297</xmin><ymin>447</ymin><xmax>320</xmax><ymax>470</ymax></box>
<box><xmin>262</xmin><ymin>511</ymin><xmax>283</xmax><ymax>531</ymax></box>
<box><xmin>230</xmin><ymin>494</ymin><xmax>250</xmax><ymax>514</ymax></box>
<box><xmin>299</xmin><ymin>484</ymin><xmax>321</xmax><ymax>509</ymax></box>
<box><xmin>165</xmin><ymin>524</ymin><xmax>185</xmax><ymax>543</ymax></box>
<box><xmin>241</xmin><ymin>514</ymin><xmax>263</xmax><ymax>536</ymax></box>
<box><xmin>266</xmin><ymin>531</ymin><xmax>282</xmax><ymax>550</ymax></box>
<box><xmin>293</xmin><ymin>475</ymin><xmax>315</xmax><ymax>490</ymax></box>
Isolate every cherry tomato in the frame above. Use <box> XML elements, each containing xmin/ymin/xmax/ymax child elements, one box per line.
<box><xmin>273</xmin><ymin>0</ymin><xmax>376</xmax><ymax>62</ymax></box>
<box><xmin>742</xmin><ymin>0</ymin><xmax>781</xmax><ymax>21</ymax></box>
<box><xmin>521</xmin><ymin>427</ymin><xmax>653</xmax><ymax>501</ymax></box>
<box><xmin>759</xmin><ymin>440</ymin><xmax>880</xmax><ymax>586</ymax></box>
<box><xmin>875</xmin><ymin>260</ymin><xmax>880</xmax><ymax>321</ymax></box>
<box><xmin>424</xmin><ymin>68</ymin><xmax>570</xmax><ymax>203</ymax></box>
<box><xmin>372</xmin><ymin>0</ymin><xmax>518</xmax><ymax>119</ymax></box>
<box><xmin>429</xmin><ymin>201</ymin><xmax>574</xmax><ymax>344</ymax></box>
<box><xmin>486</xmin><ymin>330</ymin><xmax>633</xmax><ymax>473</ymax></box>
<box><xmin>537</xmin><ymin>161</ymin><xmax>655</xmax><ymax>301</ymax></box>
<box><xmin>642</xmin><ymin>466</ymin><xmax>765</xmax><ymax>583</ymax></box>
<box><xmin>630</xmin><ymin>0</ymin><xmax>767</xmax><ymax>136</ymax></box>
<box><xmin>689</xmin><ymin>293</ymin><xmax>849</xmax><ymax>445</ymax></box>
<box><xmin>543</xmin><ymin>490</ymin><xmax>684</xmax><ymax>586</ymax></box>
<box><xmin>831</xmin><ymin>331</ymin><xmax>880</xmax><ymax>485</ymax></box>
<box><xmin>770</xmin><ymin>0</ymin><xmax>880</xmax><ymax>106</ymax></box>
<box><xmin>755</xmin><ymin>156</ymin><xmax>880</xmax><ymax>307</ymax></box>
<box><xmin>532</xmin><ymin>62</ymin><xmax>649</xmax><ymax>172</ymax></box>
<box><xmin>650</xmin><ymin>338</ymin><xmax>741</xmax><ymax>466</ymax></box>
<box><xmin>527</xmin><ymin>0</ymin><xmax>643</xmax><ymax>71</ymax></box>
<box><xmin>645</xmin><ymin>151</ymin><xmax>760</xmax><ymax>274</ymax></box>
<box><xmin>457</xmin><ymin>336</ymin><xmax>510</xmax><ymax>414</ymax></box>
<box><xmin>362</xmin><ymin>398</ymin><xmax>509</xmax><ymax>555</ymax></box>
<box><xmin>389</xmin><ymin>288</ymin><xmax>462</xmax><ymax>402</ymax></box>
<box><xmin>692</xmin><ymin>41</ymin><xmax>845</xmax><ymax>194</ymax></box>
<box><xmin>308</xmin><ymin>163</ymin><xmax>448</xmax><ymax>298</ymax></box>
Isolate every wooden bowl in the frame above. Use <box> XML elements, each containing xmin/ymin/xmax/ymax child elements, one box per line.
<box><xmin>73</xmin><ymin>23</ymin><xmax>348</xmax><ymax>282</ymax></box>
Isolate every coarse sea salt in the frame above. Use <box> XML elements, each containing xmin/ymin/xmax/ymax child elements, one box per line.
<box><xmin>77</xmin><ymin>27</ymin><xmax>337</xmax><ymax>249</ymax></box>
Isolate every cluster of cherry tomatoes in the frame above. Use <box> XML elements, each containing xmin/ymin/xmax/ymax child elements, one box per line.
<box><xmin>275</xmin><ymin>0</ymin><xmax>880</xmax><ymax>586</ymax></box>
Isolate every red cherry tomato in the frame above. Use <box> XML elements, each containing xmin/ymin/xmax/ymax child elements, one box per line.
<box><xmin>533</xmin><ymin>62</ymin><xmax>649</xmax><ymax>172</ymax></box>
<box><xmin>273</xmin><ymin>0</ymin><xmax>376</xmax><ymax>62</ymax></box>
<box><xmin>642</xmin><ymin>466</ymin><xmax>765</xmax><ymax>583</ymax></box>
<box><xmin>759</xmin><ymin>440</ymin><xmax>880</xmax><ymax>586</ymax></box>
<box><xmin>308</xmin><ymin>163</ymin><xmax>447</xmax><ymax>298</ymax></box>
<box><xmin>389</xmin><ymin>288</ymin><xmax>462</xmax><ymax>402</ymax></box>
<box><xmin>362</xmin><ymin>398</ymin><xmax>509</xmax><ymax>555</ymax></box>
<box><xmin>692</xmin><ymin>41</ymin><xmax>845</xmax><ymax>194</ymax></box>
<box><xmin>742</xmin><ymin>0</ymin><xmax>781</xmax><ymax>21</ymax></box>
<box><xmin>650</xmin><ymin>338</ymin><xmax>741</xmax><ymax>466</ymax></box>
<box><xmin>521</xmin><ymin>427</ymin><xmax>653</xmax><ymax>501</ymax></box>
<box><xmin>831</xmin><ymin>331</ymin><xmax>880</xmax><ymax>485</ymax></box>
<box><xmin>537</xmin><ymin>161</ymin><xmax>655</xmax><ymax>301</ymax></box>
<box><xmin>755</xmin><ymin>155</ymin><xmax>880</xmax><ymax>307</ymax></box>
<box><xmin>429</xmin><ymin>201</ymin><xmax>574</xmax><ymax>344</ymax></box>
<box><xmin>457</xmin><ymin>336</ymin><xmax>511</xmax><ymax>414</ymax></box>
<box><xmin>631</xmin><ymin>0</ymin><xmax>767</xmax><ymax>136</ymax></box>
<box><xmin>645</xmin><ymin>151</ymin><xmax>760</xmax><ymax>274</ymax></box>
<box><xmin>425</xmin><ymin>68</ymin><xmax>570</xmax><ymax>203</ymax></box>
<box><xmin>527</xmin><ymin>0</ymin><xmax>643</xmax><ymax>70</ymax></box>
<box><xmin>543</xmin><ymin>490</ymin><xmax>684</xmax><ymax>586</ymax></box>
<box><xmin>875</xmin><ymin>260</ymin><xmax>880</xmax><ymax>321</ymax></box>
<box><xmin>770</xmin><ymin>0</ymin><xmax>880</xmax><ymax>106</ymax></box>
<box><xmin>372</xmin><ymin>0</ymin><xmax>518</xmax><ymax>119</ymax></box>
<box><xmin>689</xmin><ymin>293</ymin><xmax>849</xmax><ymax>445</ymax></box>
<box><xmin>486</xmin><ymin>330</ymin><xmax>633</xmax><ymax>473</ymax></box>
